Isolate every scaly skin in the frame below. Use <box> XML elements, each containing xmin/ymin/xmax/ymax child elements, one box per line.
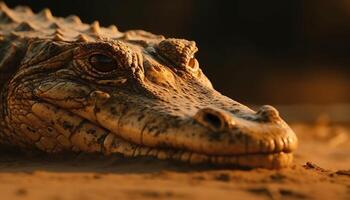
<box><xmin>0</xmin><ymin>3</ymin><xmax>297</xmax><ymax>168</ymax></box>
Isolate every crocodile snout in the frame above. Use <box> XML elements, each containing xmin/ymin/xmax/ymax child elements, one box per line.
<box><xmin>194</xmin><ymin>105</ymin><xmax>282</xmax><ymax>132</ymax></box>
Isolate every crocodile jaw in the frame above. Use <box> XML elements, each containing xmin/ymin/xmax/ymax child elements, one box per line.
<box><xmin>31</xmin><ymin>101</ymin><xmax>295</xmax><ymax>169</ymax></box>
<box><xmin>32</xmin><ymin>80</ymin><xmax>297</xmax><ymax>169</ymax></box>
<box><xmin>93</xmin><ymin>96</ymin><xmax>296</xmax><ymax>169</ymax></box>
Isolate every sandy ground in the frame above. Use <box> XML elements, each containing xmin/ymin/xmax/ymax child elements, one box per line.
<box><xmin>0</xmin><ymin>121</ymin><xmax>349</xmax><ymax>200</ymax></box>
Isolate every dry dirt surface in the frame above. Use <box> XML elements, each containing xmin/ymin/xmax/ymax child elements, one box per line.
<box><xmin>0</xmin><ymin>122</ymin><xmax>349</xmax><ymax>200</ymax></box>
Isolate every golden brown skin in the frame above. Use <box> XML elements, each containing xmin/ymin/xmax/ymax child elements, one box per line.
<box><xmin>0</xmin><ymin>3</ymin><xmax>297</xmax><ymax>169</ymax></box>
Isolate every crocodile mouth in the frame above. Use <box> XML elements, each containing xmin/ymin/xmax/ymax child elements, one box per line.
<box><xmin>75</xmin><ymin>115</ymin><xmax>294</xmax><ymax>169</ymax></box>
<box><xmin>99</xmin><ymin>116</ymin><xmax>295</xmax><ymax>169</ymax></box>
<box><xmin>40</xmin><ymin>106</ymin><xmax>295</xmax><ymax>169</ymax></box>
<box><xmin>102</xmin><ymin>133</ymin><xmax>294</xmax><ymax>169</ymax></box>
<box><xmin>31</xmin><ymin>98</ymin><xmax>297</xmax><ymax>169</ymax></box>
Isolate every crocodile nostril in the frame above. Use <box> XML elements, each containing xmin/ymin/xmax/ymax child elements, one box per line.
<box><xmin>194</xmin><ymin>107</ymin><xmax>234</xmax><ymax>131</ymax></box>
<box><xmin>203</xmin><ymin>113</ymin><xmax>222</xmax><ymax>130</ymax></box>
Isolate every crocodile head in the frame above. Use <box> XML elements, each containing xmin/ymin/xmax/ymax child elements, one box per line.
<box><xmin>1</xmin><ymin>4</ymin><xmax>297</xmax><ymax>168</ymax></box>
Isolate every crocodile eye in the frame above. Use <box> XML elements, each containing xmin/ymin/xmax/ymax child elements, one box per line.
<box><xmin>89</xmin><ymin>54</ymin><xmax>117</xmax><ymax>72</ymax></box>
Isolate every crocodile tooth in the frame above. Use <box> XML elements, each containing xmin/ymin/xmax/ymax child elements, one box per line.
<box><xmin>102</xmin><ymin>133</ymin><xmax>115</xmax><ymax>154</ymax></box>
<box><xmin>266</xmin><ymin>139</ymin><xmax>275</xmax><ymax>152</ymax></box>
<box><xmin>189</xmin><ymin>153</ymin><xmax>209</xmax><ymax>164</ymax></box>
<box><xmin>180</xmin><ymin>152</ymin><xmax>191</xmax><ymax>162</ymax></box>
<box><xmin>287</xmin><ymin>136</ymin><xmax>297</xmax><ymax>151</ymax></box>
<box><xmin>274</xmin><ymin>137</ymin><xmax>284</xmax><ymax>152</ymax></box>
<box><xmin>147</xmin><ymin>149</ymin><xmax>158</xmax><ymax>157</ymax></box>
<box><xmin>156</xmin><ymin>150</ymin><xmax>167</xmax><ymax>160</ymax></box>
<box><xmin>138</xmin><ymin>147</ymin><xmax>151</xmax><ymax>156</ymax></box>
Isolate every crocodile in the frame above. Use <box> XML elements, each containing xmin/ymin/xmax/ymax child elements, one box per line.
<box><xmin>0</xmin><ymin>2</ymin><xmax>297</xmax><ymax>169</ymax></box>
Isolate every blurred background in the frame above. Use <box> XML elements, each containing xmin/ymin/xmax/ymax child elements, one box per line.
<box><xmin>4</xmin><ymin>0</ymin><xmax>350</xmax><ymax>121</ymax></box>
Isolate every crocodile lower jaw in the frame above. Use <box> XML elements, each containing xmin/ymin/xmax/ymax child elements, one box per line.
<box><xmin>102</xmin><ymin>133</ymin><xmax>293</xmax><ymax>169</ymax></box>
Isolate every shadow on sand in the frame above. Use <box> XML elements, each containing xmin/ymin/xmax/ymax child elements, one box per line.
<box><xmin>0</xmin><ymin>147</ymin><xmax>249</xmax><ymax>174</ymax></box>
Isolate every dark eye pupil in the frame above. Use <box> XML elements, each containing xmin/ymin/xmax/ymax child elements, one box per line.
<box><xmin>89</xmin><ymin>54</ymin><xmax>117</xmax><ymax>72</ymax></box>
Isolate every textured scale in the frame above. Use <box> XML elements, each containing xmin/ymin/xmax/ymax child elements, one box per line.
<box><xmin>0</xmin><ymin>3</ymin><xmax>127</xmax><ymax>42</ymax></box>
<box><xmin>0</xmin><ymin>2</ymin><xmax>298</xmax><ymax>169</ymax></box>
